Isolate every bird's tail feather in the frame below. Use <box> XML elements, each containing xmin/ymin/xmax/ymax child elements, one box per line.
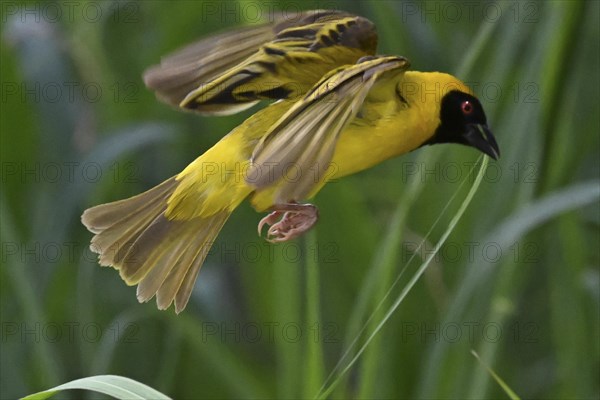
<box><xmin>81</xmin><ymin>177</ymin><xmax>231</xmax><ymax>313</ymax></box>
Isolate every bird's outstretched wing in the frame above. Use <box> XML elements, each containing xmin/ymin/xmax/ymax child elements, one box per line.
<box><xmin>246</xmin><ymin>55</ymin><xmax>410</xmax><ymax>203</ymax></box>
<box><xmin>143</xmin><ymin>10</ymin><xmax>378</xmax><ymax>115</ymax></box>
<box><xmin>143</xmin><ymin>23</ymin><xmax>279</xmax><ymax>110</ymax></box>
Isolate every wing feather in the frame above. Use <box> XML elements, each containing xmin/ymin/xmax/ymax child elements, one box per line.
<box><xmin>246</xmin><ymin>56</ymin><xmax>409</xmax><ymax>203</ymax></box>
<box><xmin>143</xmin><ymin>24</ymin><xmax>278</xmax><ymax>107</ymax></box>
<box><xmin>145</xmin><ymin>10</ymin><xmax>378</xmax><ymax>115</ymax></box>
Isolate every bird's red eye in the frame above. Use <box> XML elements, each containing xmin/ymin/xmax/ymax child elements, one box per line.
<box><xmin>461</xmin><ymin>101</ymin><xmax>473</xmax><ymax>115</ymax></box>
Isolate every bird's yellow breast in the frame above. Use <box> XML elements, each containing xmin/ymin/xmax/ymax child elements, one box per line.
<box><xmin>329</xmin><ymin>71</ymin><xmax>471</xmax><ymax>179</ymax></box>
<box><xmin>330</xmin><ymin>109</ymin><xmax>431</xmax><ymax>179</ymax></box>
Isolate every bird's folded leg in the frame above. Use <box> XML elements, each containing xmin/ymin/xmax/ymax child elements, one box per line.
<box><xmin>258</xmin><ymin>203</ymin><xmax>319</xmax><ymax>243</ymax></box>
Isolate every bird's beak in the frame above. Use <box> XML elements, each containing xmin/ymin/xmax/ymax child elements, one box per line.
<box><xmin>463</xmin><ymin>124</ymin><xmax>500</xmax><ymax>160</ymax></box>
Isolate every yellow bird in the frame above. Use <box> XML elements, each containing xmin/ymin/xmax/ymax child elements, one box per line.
<box><xmin>82</xmin><ymin>10</ymin><xmax>499</xmax><ymax>313</ymax></box>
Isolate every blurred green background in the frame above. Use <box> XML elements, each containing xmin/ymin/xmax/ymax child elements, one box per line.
<box><xmin>1</xmin><ymin>1</ymin><xmax>599</xmax><ymax>399</ymax></box>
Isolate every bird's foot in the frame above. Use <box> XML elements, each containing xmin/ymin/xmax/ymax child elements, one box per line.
<box><xmin>258</xmin><ymin>203</ymin><xmax>319</xmax><ymax>243</ymax></box>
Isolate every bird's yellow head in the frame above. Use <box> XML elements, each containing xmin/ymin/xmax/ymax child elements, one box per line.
<box><xmin>401</xmin><ymin>71</ymin><xmax>500</xmax><ymax>160</ymax></box>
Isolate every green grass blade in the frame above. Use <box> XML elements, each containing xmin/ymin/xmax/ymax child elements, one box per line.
<box><xmin>539</xmin><ymin>1</ymin><xmax>586</xmax><ymax>192</ymax></box>
<box><xmin>454</xmin><ymin>0</ymin><xmax>507</xmax><ymax>78</ymax></box>
<box><xmin>430</xmin><ymin>180</ymin><xmax>600</xmax><ymax>397</ymax></box>
<box><xmin>173</xmin><ymin>314</ymin><xmax>271</xmax><ymax>398</ymax></box>
<box><xmin>303</xmin><ymin>229</ymin><xmax>325</xmax><ymax>398</ymax></box>
<box><xmin>328</xmin><ymin>149</ymin><xmax>439</xmax><ymax>398</ymax></box>
<box><xmin>471</xmin><ymin>350</ymin><xmax>521</xmax><ymax>400</ymax></box>
<box><xmin>316</xmin><ymin>157</ymin><xmax>490</xmax><ymax>399</ymax></box>
<box><xmin>352</xmin><ymin>150</ymin><xmax>435</xmax><ymax>398</ymax></box>
<box><xmin>89</xmin><ymin>308</ymin><xmax>156</xmax><ymax>375</ymax></box>
<box><xmin>1</xmin><ymin>194</ymin><xmax>61</xmax><ymax>388</ymax></box>
<box><xmin>20</xmin><ymin>375</ymin><xmax>171</xmax><ymax>400</ymax></box>
<box><xmin>272</xmin><ymin>247</ymin><xmax>302</xmax><ymax>398</ymax></box>
<box><xmin>483</xmin><ymin>181</ymin><xmax>599</xmax><ymax>247</ymax></box>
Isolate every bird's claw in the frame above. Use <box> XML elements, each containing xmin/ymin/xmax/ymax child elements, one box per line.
<box><xmin>257</xmin><ymin>211</ymin><xmax>283</xmax><ymax>237</ymax></box>
<box><xmin>258</xmin><ymin>204</ymin><xmax>318</xmax><ymax>243</ymax></box>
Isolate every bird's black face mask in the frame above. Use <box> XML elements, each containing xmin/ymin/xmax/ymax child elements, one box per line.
<box><xmin>428</xmin><ymin>90</ymin><xmax>500</xmax><ymax>160</ymax></box>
